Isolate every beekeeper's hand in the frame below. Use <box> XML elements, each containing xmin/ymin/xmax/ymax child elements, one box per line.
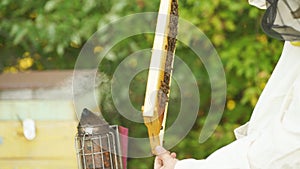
<box><xmin>154</xmin><ymin>146</ymin><xmax>178</xmax><ymax>169</ymax></box>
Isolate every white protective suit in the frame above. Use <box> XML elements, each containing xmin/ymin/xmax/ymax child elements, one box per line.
<box><xmin>175</xmin><ymin>1</ymin><xmax>300</xmax><ymax>169</ymax></box>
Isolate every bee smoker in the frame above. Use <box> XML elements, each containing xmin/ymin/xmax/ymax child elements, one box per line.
<box><xmin>75</xmin><ymin>108</ymin><xmax>123</xmax><ymax>169</ymax></box>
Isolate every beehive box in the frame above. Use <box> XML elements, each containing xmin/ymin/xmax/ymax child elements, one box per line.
<box><xmin>0</xmin><ymin>70</ymin><xmax>101</xmax><ymax>169</ymax></box>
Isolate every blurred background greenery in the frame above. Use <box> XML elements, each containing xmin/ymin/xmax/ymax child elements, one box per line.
<box><xmin>0</xmin><ymin>0</ymin><xmax>283</xmax><ymax>168</ymax></box>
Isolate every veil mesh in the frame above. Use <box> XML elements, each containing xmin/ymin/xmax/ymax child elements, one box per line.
<box><xmin>262</xmin><ymin>0</ymin><xmax>300</xmax><ymax>41</ymax></box>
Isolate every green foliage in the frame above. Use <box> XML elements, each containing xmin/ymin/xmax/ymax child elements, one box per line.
<box><xmin>0</xmin><ymin>0</ymin><xmax>283</xmax><ymax>168</ymax></box>
<box><xmin>0</xmin><ymin>0</ymin><xmax>112</xmax><ymax>70</ymax></box>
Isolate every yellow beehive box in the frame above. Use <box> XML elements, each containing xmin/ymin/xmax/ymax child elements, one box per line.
<box><xmin>0</xmin><ymin>70</ymin><xmax>101</xmax><ymax>169</ymax></box>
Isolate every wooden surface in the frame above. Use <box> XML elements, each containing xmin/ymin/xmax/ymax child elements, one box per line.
<box><xmin>0</xmin><ymin>159</ymin><xmax>77</xmax><ymax>169</ymax></box>
<box><xmin>0</xmin><ymin>121</ymin><xmax>78</xmax><ymax>169</ymax></box>
<box><xmin>143</xmin><ymin>0</ymin><xmax>178</xmax><ymax>154</ymax></box>
<box><xmin>0</xmin><ymin>100</ymin><xmax>76</xmax><ymax>120</ymax></box>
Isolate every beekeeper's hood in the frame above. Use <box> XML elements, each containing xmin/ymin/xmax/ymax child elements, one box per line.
<box><xmin>250</xmin><ymin>0</ymin><xmax>300</xmax><ymax>41</ymax></box>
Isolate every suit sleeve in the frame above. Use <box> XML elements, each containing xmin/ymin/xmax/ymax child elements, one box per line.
<box><xmin>175</xmin><ymin>133</ymin><xmax>255</xmax><ymax>169</ymax></box>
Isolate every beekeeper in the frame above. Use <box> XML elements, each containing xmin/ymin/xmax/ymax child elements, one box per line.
<box><xmin>154</xmin><ymin>0</ymin><xmax>300</xmax><ymax>168</ymax></box>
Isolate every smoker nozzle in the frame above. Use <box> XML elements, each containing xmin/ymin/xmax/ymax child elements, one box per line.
<box><xmin>77</xmin><ymin>108</ymin><xmax>110</xmax><ymax>135</ymax></box>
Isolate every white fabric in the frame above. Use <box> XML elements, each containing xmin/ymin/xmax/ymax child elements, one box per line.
<box><xmin>175</xmin><ymin>42</ymin><xmax>300</xmax><ymax>169</ymax></box>
<box><xmin>250</xmin><ymin>0</ymin><xmax>300</xmax><ymax>31</ymax></box>
<box><xmin>248</xmin><ymin>0</ymin><xmax>267</xmax><ymax>9</ymax></box>
<box><xmin>275</xmin><ymin>0</ymin><xmax>300</xmax><ymax>32</ymax></box>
